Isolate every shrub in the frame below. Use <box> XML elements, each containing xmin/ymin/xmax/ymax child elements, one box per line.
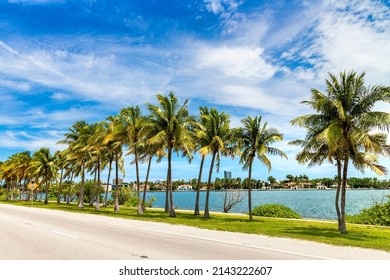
<box><xmin>252</xmin><ymin>204</ymin><xmax>301</xmax><ymax>219</ymax></box>
<box><xmin>348</xmin><ymin>195</ymin><xmax>390</xmax><ymax>226</ymax></box>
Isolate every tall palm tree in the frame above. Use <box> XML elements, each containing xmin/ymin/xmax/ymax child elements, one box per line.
<box><xmin>198</xmin><ymin>107</ymin><xmax>232</xmax><ymax>219</ymax></box>
<box><xmin>30</xmin><ymin>148</ymin><xmax>58</xmax><ymax>204</ymax></box>
<box><xmin>137</xmin><ymin>130</ymin><xmax>165</xmax><ymax>211</ymax></box>
<box><xmin>1</xmin><ymin>156</ymin><xmax>18</xmax><ymax>200</ymax></box>
<box><xmin>10</xmin><ymin>151</ymin><xmax>32</xmax><ymax>200</ymax></box>
<box><xmin>96</xmin><ymin>120</ymin><xmax>116</xmax><ymax>208</ymax></box>
<box><xmin>87</xmin><ymin>122</ymin><xmax>110</xmax><ymax>210</ymax></box>
<box><xmin>291</xmin><ymin>70</ymin><xmax>390</xmax><ymax>233</ymax></box>
<box><xmin>147</xmin><ymin>91</ymin><xmax>194</xmax><ymax>217</ymax></box>
<box><xmin>54</xmin><ymin>150</ymin><xmax>67</xmax><ymax>204</ymax></box>
<box><xmin>104</xmin><ymin>115</ymin><xmax>126</xmax><ymax>212</ymax></box>
<box><xmin>192</xmin><ymin>107</ymin><xmax>211</xmax><ymax>215</ymax></box>
<box><xmin>121</xmin><ymin>106</ymin><xmax>147</xmax><ymax>214</ymax></box>
<box><xmin>236</xmin><ymin>115</ymin><xmax>287</xmax><ymax>220</ymax></box>
<box><xmin>58</xmin><ymin>121</ymin><xmax>94</xmax><ymax>208</ymax></box>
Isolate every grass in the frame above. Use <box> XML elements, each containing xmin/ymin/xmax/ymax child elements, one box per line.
<box><xmin>2</xmin><ymin>199</ymin><xmax>390</xmax><ymax>253</ymax></box>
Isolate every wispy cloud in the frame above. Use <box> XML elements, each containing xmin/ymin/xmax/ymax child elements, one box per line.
<box><xmin>196</xmin><ymin>46</ymin><xmax>276</xmax><ymax>79</ymax></box>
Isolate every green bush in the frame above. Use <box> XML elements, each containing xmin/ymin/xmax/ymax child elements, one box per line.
<box><xmin>349</xmin><ymin>195</ymin><xmax>390</xmax><ymax>226</ymax></box>
<box><xmin>252</xmin><ymin>204</ymin><xmax>301</xmax><ymax>219</ymax></box>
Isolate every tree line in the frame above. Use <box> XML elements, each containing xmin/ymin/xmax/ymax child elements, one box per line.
<box><xmin>1</xmin><ymin>70</ymin><xmax>389</xmax><ymax>234</ymax></box>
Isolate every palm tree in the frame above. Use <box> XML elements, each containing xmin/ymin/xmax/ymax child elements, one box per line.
<box><xmin>10</xmin><ymin>151</ymin><xmax>32</xmax><ymax>201</ymax></box>
<box><xmin>58</xmin><ymin>121</ymin><xmax>94</xmax><ymax>208</ymax></box>
<box><xmin>54</xmin><ymin>150</ymin><xmax>67</xmax><ymax>204</ymax></box>
<box><xmin>147</xmin><ymin>91</ymin><xmax>194</xmax><ymax>217</ymax></box>
<box><xmin>104</xmin><ymin>115</ymin><xmax>126</xmax><ymax>212</ymax></box>
<box><xmin>137</xmin><ymin>130</ymin><xmax>165</xmax><ymax>211</ymax></box>
<box><xmin>236</xmin><ymin>115</ymin><xmax>287</xmax><ymax>220</ymax></box>
<box><xmin>121</xmin><ymin>106</ymin><xmax>147</xmax><ymax>215</ymax></box>
<box><xmin>96</xmin><ymin>120</ymin><xmax>116</xmax><ymax>208</ymax></box>
<box><xmin>291</xmin><ymin>70</ymin><xmax>390</xmax><ymax>233</ymax></box>
<box><xmin>1</xmin><ymin>156</ymin><xmax>18</xmax><ymax>200</ymax></box>
<box><xmin>198</xmin><ymin>107</ymin><xmax>232</xmax><ymax>219</ymax></box>
<box><xmin>193</xmin><ymin>107</ymin><xmax>210</xmax><ymax>215</ymax></box>
<box><xmin>30</xmin><ymin>148</ymin><xmax>58</xmax><ymax>204</ymax></box>
<box><xmin>87</xmin><ymin>122</ymin><xmax>109</xmax><ymax>210</ymax></box>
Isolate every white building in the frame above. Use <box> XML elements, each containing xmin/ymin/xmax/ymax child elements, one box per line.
<box><xmin>177</xmin><ymin>184</ymin><xmax>193</xmax><ymax>191</ymax></box>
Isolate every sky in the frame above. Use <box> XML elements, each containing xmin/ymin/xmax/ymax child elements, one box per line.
<box><xmin>0</xmin><ymin>0</ymin><xmax>389</xmax><ymax>183</ymax></box>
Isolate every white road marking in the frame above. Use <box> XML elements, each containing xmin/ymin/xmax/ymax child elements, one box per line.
<box><xmin>51</xmin><ymin>230</ymin><xmax>79</xmax><ymax>239</ymax></box>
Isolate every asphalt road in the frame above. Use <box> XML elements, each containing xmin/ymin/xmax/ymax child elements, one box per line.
<box><xmin>1</xmin><ymin>204</ymin><xmax>389</xmax><ymax>260</ymax></box>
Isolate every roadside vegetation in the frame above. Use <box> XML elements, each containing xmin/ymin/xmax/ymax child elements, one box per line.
<box><xmin>0</xmin><ymin>70</ymin><xmax>389</xmax><ymax>236</ymax></box>
<box><xmin>252</xmin><ymin>204</ymin><xmax>302</xmax><ymax>219</ymax></box>
<box><xmin>348</xmin><ymin>195</ymin><xmax>390</xmax><ymax>226</ymax></box>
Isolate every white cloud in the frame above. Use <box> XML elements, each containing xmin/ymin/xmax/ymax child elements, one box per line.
<box><xmin>203</xmin><ymin>0</ymin><xmax>244</xmax><ymax>34</ymax></box>
<box><xmin>0</xmin><ymin>130</ymin><xmax>65</xmax><ymax>152</ymax></box>
<box><xmin>204</xmin><ymin>0</ymin><xmax>241</xmax><ymax>15</ymax></box>
<box><xmin>0</xmin><ymin>40</ymin><xmax>171</xmax><ymax>108</ymax></box>
<box><xmin>196</xmin><ymin>46</ymin><xmax>276</xmax><ymax>79</ymax></box>
<box><xmin>0</xmin><ymin>79</ymin><xmax>31</xmax><ymax>91</ymax></box>
<box><xmin>292</xmin><ymin>0</ymin><xmax>390</xmax><ymax>86</ymax></box>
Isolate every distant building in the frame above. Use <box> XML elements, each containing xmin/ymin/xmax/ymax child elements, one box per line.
<box><xmin>113</xmin><ymin>178</ymin><xmax>124</xmax><ymax>185</ymax></box>
<box><xmin>224</xmin><ymin>171</ymin><xmax>232</xmax><ymax>179</ymax></box>
<box><xmin>177</xmin><ymin>184</ymin><xmax>193</xmax><ymax>191</ymax></box>
<box><xmin>102</xmin><ymin>183</ymin><xmax>112</xmax><ymax>192</ymax></box>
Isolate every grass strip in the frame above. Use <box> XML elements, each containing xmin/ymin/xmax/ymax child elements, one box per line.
<box><xmin>2</xmin><ymin>200</ymin><xmax>390</xmax><ymax>253</ymax></box>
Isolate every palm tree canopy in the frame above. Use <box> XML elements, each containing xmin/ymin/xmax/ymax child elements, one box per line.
<box><xmin>146</xmin><ymin>91</ymin><xmax>195</xmax><ymax>158</ymax></box>
<box><xmin>292</xmin><ymin>71</ymin><xmax>390</xmax><ymax>156</ymax></box>
<box><xmin>237</xmin><ymin>115</ymin><xmax>287</xmax><ymax>172</ymax></box>
<box><xmin>197</xmin><ymin>107</ymin><xmax>232</xmax><ymax>171</ymax></box>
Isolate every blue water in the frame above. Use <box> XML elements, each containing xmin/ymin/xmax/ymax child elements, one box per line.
<box><xmin>138</xmin><ymin>189</ymin><xmax>390</xmax><ymax>220</ymax></box>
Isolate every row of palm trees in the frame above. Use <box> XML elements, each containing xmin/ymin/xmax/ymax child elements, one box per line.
<box><xmin>1</xmin><ymin>70</ymin><xmax>389</xmax><ymax>232</ymax></box>
<box><xmin>0</xmin><ymin>148</ymin><xmax>59</xmax><ymax>204</ymax></box>
<box><xmin>0</xmin><ymin>92</ymin><xmax>287</xmax><ymax>221</ymax></box>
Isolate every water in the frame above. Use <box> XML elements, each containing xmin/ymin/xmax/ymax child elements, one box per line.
<box><xmin>137</xmin><ymin>189</ymin><xmax>390</xmax><ymax>220</ymax></box>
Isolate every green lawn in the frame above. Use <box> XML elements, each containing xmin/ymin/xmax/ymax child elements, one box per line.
<box><xmin>2</xmin><ymin>199</ymin><xmax>390</xmax><ymax>253</ymax></box>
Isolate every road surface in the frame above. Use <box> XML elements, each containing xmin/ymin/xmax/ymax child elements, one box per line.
<box><xmin>1</xmin><ymin>204</ymin><xmax>389</xmax><ymax>260</ymax></box>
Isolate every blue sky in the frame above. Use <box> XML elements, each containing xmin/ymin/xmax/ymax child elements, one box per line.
<box><xmin>0</xmin><ymin>0</ymin><xmax>389</xmax><ymax>182</ymax></box>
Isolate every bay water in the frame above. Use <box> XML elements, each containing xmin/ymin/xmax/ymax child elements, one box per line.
<box><xmin>139</xmin><ymin>189</ymin><xmax>390</xmax><ymax>220</ymax></box>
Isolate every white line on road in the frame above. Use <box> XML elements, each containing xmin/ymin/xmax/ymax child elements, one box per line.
<box><xmin>51</xmin><ymin>230</ymin><xmax>80</xmax><ymax>239</ymax></box>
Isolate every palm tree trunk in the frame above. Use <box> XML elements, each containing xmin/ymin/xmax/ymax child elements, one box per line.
<box><xmin>103</xmin><ymin>159</ymin><xmax>112</xmax><ymax>207</ymax></box>
<box><xmin>335</xmin><ymin>159</ymin><xmax>342</xmax><ymax>230</ymax></box>
<box><xmin>114</xmin><ymin>153</ymin><xmax>120</xmax><ymax>212</ymax></box>
<box><xmin>248</xmin><ymin>158</ymin><xmax>253</xmax><ymax>221</ymax></box>
<box><xmin>39</xmin><ymin>183</ymin><xmax>43</xmax><ymax>201</ymax></box>
<box><xmin>78</xmin><ymin>162</ymin><xmax>85</xmax><ymax>208</ymax></box>
<box><xmin>90</xmin><ymin>169</ymin><xmax>97</xmax><ymax>206</ymax></box>
<box><xmin>95</xmin><ymin>157</ymin><xmax>101</xmax><ymax>210</ymax></box>
<box><xmin>67</xmin><ymin>172</ymin><xmax>74</xmax><ymax>204</ymax></box>
<box><xmin>23</xmin><ymin>179</ymin><xmax>28</xmax><ymax>201</ymax></box>
<box><xmin>57</xmin><ymin>169</ymin><xmax>64</xmax><ymax>204</ymax></box>
<box><xmin>194</xmin><ymin>156</ymin><xmax>205</xmax><ymax>215</ymax></box>
<box><xmin>142</xmin><ymin>156</ymin><xmax>152</xmax><ymax>211</ymax></box>
<box><xmin>6</xmin><ymin>182</ymin><xmax>10</xmax><ymax>200</ymax></box>
<box><xmin>135</xmin><ymin>146</ymin><xmax>143</xmax><ymax>215</ymax></box>
<box><xmin>164</xmin><ymin>164</ymin><xmax>169</xmax><ymax>213</ymax></box>
<box><xmin>167</xmin><ymin>145</ymin><xmax>176</xmax><ymax>217</ymax></box>
<box><xmin>204</xmin><ymin>152</ymin><xmax>216</xmax><ymax>219</ymax></box>
<box><xmin>339</xmin><ymin>154</ymin><xmax>349</xmax><ymax>234</ymax></box>
<box><xmin>44</xmin><ymin>178</ymin><xmax>50</xmax><ymax>204</ymax></box>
